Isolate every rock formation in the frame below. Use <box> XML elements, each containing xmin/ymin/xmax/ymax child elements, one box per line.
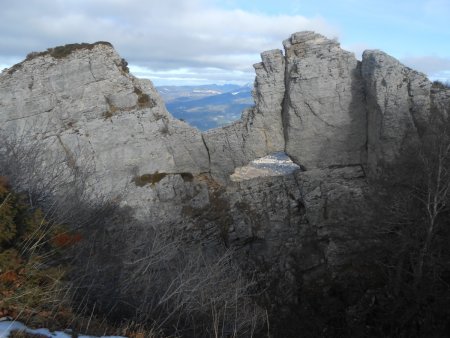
<box><xmin>283</xmin><ymin>31</ymin><xmax>367</xmax><ymax>169</ymax></box>
<box><xmin>362</xmin><ymin>50</ymin><xmax>432</xmax><ymax>175</ymax></box>
<box><xmin>1</xmin><ymin>32</ymin><xmax>449</xmax><ymax>322</ymax></box>
<box><xmin>203</xmin><ymin>48</ymin><xmax>286</xmax><ymax>179</ymax></box>
<box><xmin>0</xmin><ymin>42</ymin><xmax>210</xmax><ymax>222</ymax></box>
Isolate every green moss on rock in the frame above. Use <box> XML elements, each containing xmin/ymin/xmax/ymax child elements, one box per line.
<box><xmin>134</xmin><ymin>87</ymin><xmax>155</xmax><ymax>109</ymax></box>
<box><xmin>132</xmin><ymin>172</ymin><xmax>168</xmax><ymax>187</ymax></box>
<box><xmin>6</xmin><ymin>42</ymin><xmax>114</xmax><ymax>75</ymax></box>
<box><xmin>26</xmin><ymin>42</ymin><xmax>113</xmax><ymax>60</ymax></box>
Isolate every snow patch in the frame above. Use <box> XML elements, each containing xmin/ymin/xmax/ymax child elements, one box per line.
<box><xmin>0</xmin><ymin>321</ymin><xmax>126</xmax><ymax>338</ymax></box>
<box><xmin>230</xmin><ymin>152</ymin><xmax>300</xmax><ymax>181</ymax></box>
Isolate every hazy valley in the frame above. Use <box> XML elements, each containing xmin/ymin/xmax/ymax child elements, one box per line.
<box><xmin>157</xmin><ymin>84</ymin><xmax>253</xmax><ymax>130</ymax></box>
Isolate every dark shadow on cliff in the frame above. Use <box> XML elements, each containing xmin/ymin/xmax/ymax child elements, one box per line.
<box><xmin>267</xmin><ymin>117</ymin><xmax>450</xmax><ymax>338</ymax></box>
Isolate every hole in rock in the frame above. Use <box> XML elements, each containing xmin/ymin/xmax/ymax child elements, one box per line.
<box><xmin>230</xmin><ymin>152</ymin><xmax>301</xmax><ymax>182</ymax></box>
<box><xmin>157</xmin><ymin>84</ymin><xmax>253</xmax><ymax>131</ymax></box>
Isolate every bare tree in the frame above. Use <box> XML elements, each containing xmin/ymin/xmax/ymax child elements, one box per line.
<box><xmin>412</xmin><ymin>126</ymin><xmax>450</xmax><ymax>288</ymax></box>
<box><xmin>72</xmin><ymin>222</ymin><xmax>266</xmax><ymax>337</ymax></box>
<box><xmin>361</xmin><ymin>120</ymin><xmax>450</xmax><ymax>336</ymax></box>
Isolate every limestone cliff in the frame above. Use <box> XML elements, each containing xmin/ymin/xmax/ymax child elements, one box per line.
<box><xmin>0</xmin><ymin>42</ymin><xmax>210</xmax><ymax>221</ymax></box>
<box><xmin>362</xmin><ymin>50</ymin><xmax>432</xmax><ymax>175</ymax></box>
<box><xmin>1</xmin><ymin>33</ymin><xmax>449</xmax><ymax>320</ymax></box>
<box><xmin>204</xmin><ymin>48</ymin><xmax>286</xmax><ymax>179</ymax></box>
<box><xmin>1</xmin><ymin>33</ymin><xmax>445</xmax><ymax>189</ymax></box>
<box><xmin>283</xmin><ymin>32</ymin><xmax>367</xmax><ymax>169</ymax></box>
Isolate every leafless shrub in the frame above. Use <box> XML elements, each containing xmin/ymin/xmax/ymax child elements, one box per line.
<box><xmin>353</xmin><ymin>120</ymin><xmax>450</xmax><ymax>336</ymax></box>
<box><xmin>0</xmin><ymin>130</ymin><xmax>68</xmax><ymax>206</ymax></box>
<box><xmin>0</xmin><ymin>126</ymin><xmax>265</xmax><ymax>337</ymax></box>
<box><xmin>71</xmin><ymin>218</ymin><xmax>266</xmax><ymax>337</ymax></box>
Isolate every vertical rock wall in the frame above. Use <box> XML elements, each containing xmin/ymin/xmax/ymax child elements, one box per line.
<box><xmin>283</xmin><ymin>32</ymin><xmax>367</xmax><ymax>169</ymax></box>
<box><xmin>1</xmin><ymin>33</ymin><xmax>449</xmax><ymax>316</ymax></box>
<box><xmin>362</xmin><ymin>50</ymin><xmax>432</xmax><ymax>175</ymax></box>
<box><xmin>203</xmin><ymin>49</ymin><xmax>286</xmax><ymax>179</ymax></box>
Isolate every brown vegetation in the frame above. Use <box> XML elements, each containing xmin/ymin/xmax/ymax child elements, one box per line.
<box><xmin>0</xmin><ymin>130</ymin><xmax>265</xmax><ymax>337</ymax></box>
<box><xmin>134</xmin><ymin>86</ymin><xmax>155</xmax><ymax>109</ymax></box>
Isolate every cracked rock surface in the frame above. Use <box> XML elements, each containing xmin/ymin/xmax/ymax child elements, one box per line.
<box><xmin>0</xmin><ymin>43</ymin><xmax>209</xmax><ymax>221</ymax></box>
<box><xmin>283</xmin><ymin>32</ymin><xmax>367</xmax><ymax>169</ymax></box>
<box><xmin>203</xmin><ymin>48</ymin><xmax>286</xmax><ymax>180</ymax></box>
<box><xmin>362</xmin><ymin>50</ymin><xmax>432</xmax><ymax>175</ymax></box>
<box><xmin>1</xmin><ymin>32</ymin><xmax>449</xmax><ymax>309</ymax></box>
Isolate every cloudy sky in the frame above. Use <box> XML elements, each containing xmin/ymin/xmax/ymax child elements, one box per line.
<box><xmin>1</xmin><ymin>0</ymin><xmax>449</xmax><ymax>85</ymax></box>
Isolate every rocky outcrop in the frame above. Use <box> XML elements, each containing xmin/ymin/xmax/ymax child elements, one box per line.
<box><xmin>362</xmin><ymin>50</ymin><xmax>432</xmax><ymax>175</ymax></box>
<box><xmin>203</xmin><ymin>49</ymin><xmax>286</xmax><ymax>179</ymax></box>
<box><xmin>0</xmin><ymin>42</ymin><xmax>210</xmax><ymax>222</ymax></box>
<box><xmin>431</xmin><ymin>81</ymin><xmax>450</xmax><ymax>121</ymax></box>
<box><xmin>283</xmin><ymin>32</ymin><xmax>367</xmax><ymax>170</ymax></box>
<box><xmin>2</xmin><ymin>33</ymin><xmax>444</xmax><ymax>188</ymax></box>
<box><xmin>1</xmin><ymin>33</ymin><xmax>449</xmax><ymax>320</ymax></box>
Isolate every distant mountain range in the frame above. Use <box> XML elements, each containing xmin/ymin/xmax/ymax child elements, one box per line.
<box><xmin>157</xmin><ymin>84</ymin><xmax>254</xmax><ymax>130</ymax></box>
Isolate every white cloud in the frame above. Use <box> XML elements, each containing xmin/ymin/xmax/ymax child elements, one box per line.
<box><xmin>0</xmin><ymin>0</ymin><xmax>338</xmax><ymax>84</ymax></box>
<box><xmin>401</xmin><ymin>56</ymin><xmax>450</xmax><ymax>80</ymax></box>
<box><xmin>129</xmin><ymin>65</ymin><xmax>253</xmax><ymax>86</ymax></box>
<box><xmin>2</xmin><ymin>1</ymin><xmax>449</xmax><ymax>85</ymax></box>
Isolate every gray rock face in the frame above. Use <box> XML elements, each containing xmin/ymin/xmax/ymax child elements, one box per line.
<box><xmin>431</xmin><ymin>83</ymin><xmax>450</xmax><ymax>121</ymax></box>
<box><xmin>283</xmin><ymin>32</ymin><xmax>367</xmax><ymax>169</ymax></box>
<box><xmin>0</xmin><ymin>43</ymin><xmax>209</xmax><ymax>221</ymax></box>
<box><xmin>252</xmin><ymin>49</ymin><xmax>286</xmax><ymax>152</ymax></box>
<box><xmin>201</xmin><ymin>165</ymin><xmax>369</xmax><ymax>307</ymax></box>
<box><xmin>362</xmin><ymin>50</ymin><xmax>432</xmax><ymax>175</ymax></box>
<box><xmin>1</xmin><ymin>34</ymin><xmax>449</xmax><ymax>312</ymax></box>
<box><xmin>297</xmin><ymin>165</ymin><xmax>369</xmax><ymax>270</ymax></box>
<box><xmin>203</xmin><ymin>49</ymin><xmax>286</xmax><ymax>180</ymax></box>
